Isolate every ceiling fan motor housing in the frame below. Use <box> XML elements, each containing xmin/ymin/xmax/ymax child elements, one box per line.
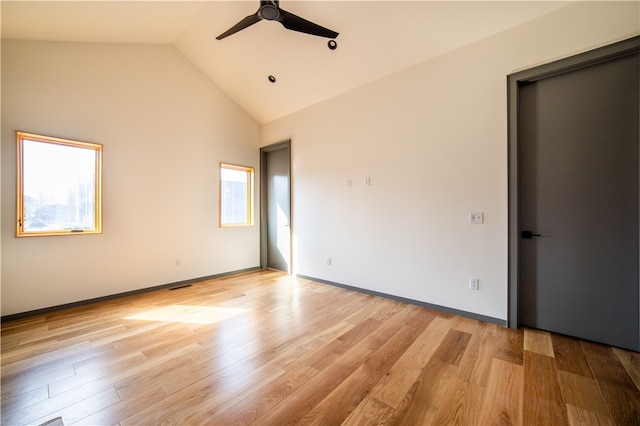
<box><xmin>259</xmin><ymin>4</ymin><xmax>280</xmax><ymax>21</ymax></box>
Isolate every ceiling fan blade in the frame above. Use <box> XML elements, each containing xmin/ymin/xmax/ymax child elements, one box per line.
<box><xmin>216</xmin><ymin>13</ymin><xmax>261</xmax><ymax>40</ymax></box>
<box><xmin>278</xmin><ymin>9</ymin><xmax>338</xmax><ymax>39</ymax></box>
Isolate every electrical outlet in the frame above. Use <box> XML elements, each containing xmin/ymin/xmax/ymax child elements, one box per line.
<box><xmin>176</xmin><ymin>258</ymin><xmax>181</xmax><ymax>267</ymax></box>
<box><xmin>469</xmin><ymin>277</ymin><xmax>479</xmax><ymax>290</ymax></box>
<box><xmin>326</xmin><ymin>257</ymin><xmax>332</xmax><ymax>266</ymax></box>
<box><xmin>469</xmin><ymin>212</ymin><xmax>484</xmax><ymax>224</ymax></box>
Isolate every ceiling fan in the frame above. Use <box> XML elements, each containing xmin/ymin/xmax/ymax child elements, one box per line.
<box><xmin>216</xmin><ymin>0</ymin><xmax>339</xmax><ymax>41</ymax></box>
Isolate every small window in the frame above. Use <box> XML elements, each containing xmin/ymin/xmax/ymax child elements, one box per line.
<box><xmin>16</xmin><ymin>131</ymin><xmax>103</xmax><ymax>237</ymax></box>
<box><xmin>220</xmin><ymin>163</ymin><xmax>254</xmax><ymax>227</ymax></box>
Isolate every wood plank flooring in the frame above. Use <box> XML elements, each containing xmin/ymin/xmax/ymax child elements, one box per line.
<box><xmin>2</xmin><ymin>270</ymin><xmax>639</xmax><ymax>425</ymax></box>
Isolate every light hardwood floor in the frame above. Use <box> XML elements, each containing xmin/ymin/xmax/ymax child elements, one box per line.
<box><xmin>2</xmin><ymin>270</ymin><xmax>639</xmax><ymax>425</ymax></box>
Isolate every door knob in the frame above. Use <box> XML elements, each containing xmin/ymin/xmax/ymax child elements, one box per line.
<box><xmin>522</xmin><ymin>230</ymin><xmax>542</xmax><ymax>239</ymax></box>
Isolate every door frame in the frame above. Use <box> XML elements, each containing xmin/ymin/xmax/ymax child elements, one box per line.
<box><xmin>507</xmin><ymin>36</ymin><xmax>640</xmax><ymax>329</ymax></box>
<box><xmin>260</xmin><ymin>140</ymin><xmax>292</xmax><ymax>272</ymax></box>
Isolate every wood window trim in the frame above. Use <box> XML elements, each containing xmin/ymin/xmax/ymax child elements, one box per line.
<box><xmin>16</xmin><ymin>131</ymin><xmax>103</xmax><ymax>237</ymax></box>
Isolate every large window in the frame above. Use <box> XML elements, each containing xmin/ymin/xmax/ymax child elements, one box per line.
<box><xmin>220</xmin><ymin>163</ymin><xmax>254</xmax><ymax>227</ymax></box>
<box><xmin>16</xmin><ymin>131</ymin><xmax>103</xmax><ymax>237</ymax></box>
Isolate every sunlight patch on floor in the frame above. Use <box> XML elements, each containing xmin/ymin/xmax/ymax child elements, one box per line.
<box><xmin>124</xmin><ymin>305</ymin><xmax>249</xmax><ymax>325</ymax></box>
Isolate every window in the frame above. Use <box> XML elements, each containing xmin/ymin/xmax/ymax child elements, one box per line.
<box><xmin>220</xmin><ymin>163</ymin><xmax>254</xmax><ymax>227</ymax></box>
<box><xmin>16</xmin><ymin>131</ymin><xmax>103</xmax><ymax>237</ymax></box>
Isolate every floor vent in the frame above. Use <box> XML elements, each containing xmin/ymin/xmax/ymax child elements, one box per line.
<box><xmin>39</xmin><ymin>418</ymin><xmax>64</xmax><ymax>426</ymax></box>
<box><xmin>169</xmin><ymin>284</ymin><xmax>192</xmax><ymax>291</ymax></box>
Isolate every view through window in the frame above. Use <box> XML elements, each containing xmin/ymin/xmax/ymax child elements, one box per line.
<box><xmin>220</xmin><ymin>163</ymin><xmax>254</xmax><ymax>227</ymax></box>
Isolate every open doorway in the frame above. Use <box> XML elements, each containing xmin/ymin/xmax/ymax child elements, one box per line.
<box><xmin>260</xmin><ymin>141</ymin><xmax>291</xmax><ymax>273</ymax></box>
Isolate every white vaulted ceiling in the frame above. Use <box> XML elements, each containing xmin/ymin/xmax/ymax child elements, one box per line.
<box><xmin>1</xmin><ymin>1</ymin><xmax>569</xmax><ymax>123</ymax></box>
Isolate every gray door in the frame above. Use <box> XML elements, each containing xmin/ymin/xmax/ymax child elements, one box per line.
<box><xmin>517</xmin><ymin>50</ymin><xmax>639</xmax><ymax>350</ymax></box>
<box><xmin>262</xmin><ymin>142</ymin><xmax>291</xmax><ymax>272</ymax></box>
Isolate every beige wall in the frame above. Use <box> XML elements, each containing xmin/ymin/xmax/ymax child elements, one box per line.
<box><xmin>1</xmin><ymin>41</ymin><xmax>260</xmax><ymax>315</ymax></box>
<box><xmin>260</xmin><ymin>2</ymin><xmax>639</xmax><ymax>321</ymax></box>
